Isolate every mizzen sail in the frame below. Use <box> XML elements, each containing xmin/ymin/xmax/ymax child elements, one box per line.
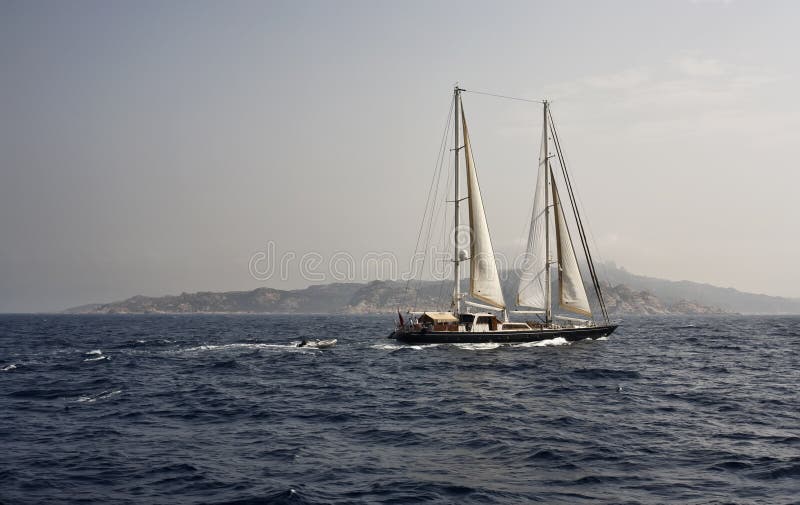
<box><xmin>552</xmin><ymin>179</ymin><xmax>592</xmax><ymax>317</ymax></box>
<box><xmin>461</xmin><ymin>104</ymin><xmax>506</xmax><ymax>309</ymax></box>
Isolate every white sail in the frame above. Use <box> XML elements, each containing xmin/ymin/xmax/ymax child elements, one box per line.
<box><xmin>552</xmin><ymin>180</ymin><xmax>592</xmax><ymax>317</ymax></box>
<box><xmin>516</xmin><ymin>126</ymin><xmax>549</xmax><ymax>309</ymax></box>
<box><xmin>461</xmin><ymin>105</ymin><xmax>506</xmax><ymax>309</ymax></box>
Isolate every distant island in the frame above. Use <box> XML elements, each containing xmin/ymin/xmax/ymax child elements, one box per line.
<box><xmin>65</xmin><ymin>263</ymin><xmax>800</xmax><ymax>315</ymax></box>
<box><xmin>65</xmin><ymin>279</ymin><xmax>726</xmax><ymax>316</ymax></box>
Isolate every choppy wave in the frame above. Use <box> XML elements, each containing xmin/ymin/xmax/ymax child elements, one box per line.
<box><xmin>1</xmin><ymin>313</ymin><xmax>799</xmax><ymax>504</ymax></box>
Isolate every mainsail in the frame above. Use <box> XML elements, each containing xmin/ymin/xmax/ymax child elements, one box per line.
<box><xmin>461</xmin><ymin>105</ymin><xmax>506</xmax><ymax>309</ymax></box>
<box><xmin>516</xmin><ymin>126</ymin><xmax>549</xmax><ymax>310</ymax></box>
<box><xmin>552</xmin><ymin>179</ymin><xmax>592</xmax><ymax>316</ymax></box>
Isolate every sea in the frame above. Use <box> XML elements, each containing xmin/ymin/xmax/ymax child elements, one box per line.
<box><xmin>1</xmin><ymin>314</ymin><xmax>798</xmax><ymax>504</ymax></box>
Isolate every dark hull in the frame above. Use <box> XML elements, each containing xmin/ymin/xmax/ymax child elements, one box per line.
<box><xmin>389</xmin><ymin>324</ymin><xmax>617</xmax><ymax>345</ymax></box>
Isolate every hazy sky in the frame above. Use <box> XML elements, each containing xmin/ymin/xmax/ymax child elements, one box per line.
<box><xmin>2</xmin><ymin>0</ymin><xmax>799</xmax><ymax>312</ymax></box>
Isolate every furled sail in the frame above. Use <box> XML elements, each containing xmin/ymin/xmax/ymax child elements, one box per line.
<box><xmin>461</xmin><ymin>105</ymin><xmax>506</xmax><ymax>309</ymax></box>
<box><xmin>552</xmin><ymin>179</ymin><xmax>592</xmax><ymax>316</ymax></box>
<box><xmin>516</xmin><ymin>126</ymin><xmax>549</xmax><ymax>309</ymax></box>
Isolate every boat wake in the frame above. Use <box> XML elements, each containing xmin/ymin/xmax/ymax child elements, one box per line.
<box><xmin>180</xmin><ymin>342</ymin><xmax>319</xmax><ymax>354</ymax></box>
<box><xmin>452</xmin><ymin>342</ymin><xmax>502</xmax><ymax>351</ymax></box>
<box><xmin>453</xmin><ymin>338</ymin><xmax>572</xmax><ymax>350</ymax></box>
<box><xmin>516</xmin><ymin>337</ymin><xmax>570</xmax><ymax>347</ymax></box>
<box><xmin>372</xmin><ymin>343</ymin><xmax>425</xmax><ymax>351</ymax></box>
<box><xmin>374</xmin><ymin>338</ymin><xmax>574</xmax><ymax>351</ymax></box>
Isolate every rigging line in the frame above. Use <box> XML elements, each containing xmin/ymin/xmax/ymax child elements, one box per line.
<box><xmin>414</xmin><ymin>114</ymin><xmax>453</xmax><ymax>310</ymax></box>
<box><xmin>461</xmin><ymin>88</ymin><xmax>545</xmax><ymax>104</ymax></box>
<box><xmin>547</xmin><ymin>116</ymin><xmax>588</xmax><ymax>293</ymax></box>
<box><xmin>550</xmin><ymin>115</ymin><xmax>608</xmax><ymax>323</ymax></box>
<box><xmin>421</xmin><ymin>145</ymin><xmax>454</xmax><ymax>312</ymax></box>
<box><xmin>403</xmin><ymin>96</ymin><xmax>454</xmax><ymax>310</ymax></box>
<box><xmin>546</xmin><ymin>115</ymin><xmax>612</xmax><ymax>293</ymax></box>
<box><xmin>548</xmin><ymin>109</ymin><xmax>609</xmax><ymax>323</ymax></box>
<box><xmin>428</xmin><ymin>153</ymin><xmax>454</xmax><ymax>312</ymax></box>
<box><xmin>435</xmin><ymin>162</ymin><xmax>454</xmax><ymax>311</ymax></box>
<box><xmin>413</xmin><ymin>129</ymin><xmax>453</xmax><ymax>312</ymax></box>
<box><xmin>546</xmin><ymin>118</ymin><xmax>612</xmax><ymax>291</ymax></box>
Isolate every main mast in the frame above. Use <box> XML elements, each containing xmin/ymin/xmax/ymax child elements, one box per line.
<box><xmin>452</xmin><ymin>86</ymin><xmax>462</xmax><ymax>315</ymax></box>
<box><xmin>543</xmin><ymin>100</ymin><xmax>552</xmax><ymax>324</ymax></box>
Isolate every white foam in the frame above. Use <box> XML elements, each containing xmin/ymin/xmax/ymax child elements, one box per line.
<box><xmin>374</xmin><ymin>339</ymin><xmax>573</xmax><ymax>350</ymax></box>
<box><xmin>86</xmin><ymin>349</ymin><xmax>103</xmax><ymax>355</ymax></box>
<box><xmin>2</xmin><ymin>364</ymin><xmax>16</xmax><ymax>371</ymax></box>
<box><xmin>371</xmin><ymin>343</ymin><xmax>404</xmax><ymax>350</ymax></box>
<box><xmin>452</xmin><ymin>342</ymin><xmax>502</xmax><ymax>351</ymax></box>
<box><xmin>77</xmin><ymin>389</ymin><xmax>122</xmax><ymax>403</ymax></box>
<box><xmin>371</xmin><ymin>343</ymin><xmax>440</xmax><ymax>350</ymax></box>
<box><xmin>595</xmin><ymin>336</ymin><xmax>609</xmax><ymax>341</ymax></box>
<box><xmin>84</xmin><ymin>355</ymin><xmax>110</xmax><ymax>362</ymax></box>
<box><xmin>181</xmin><ymin>342</ymin><xmax>313</xmax><ymax>353</ymax></box>
<box><xmin>516</xmin><ymin>337</ymin><xmax>570</xmax><ymax>347</ymax></box>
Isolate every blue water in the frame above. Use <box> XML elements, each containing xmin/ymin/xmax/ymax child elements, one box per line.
<box><xmin>1</xmin><ymin>314</ymin><xmax>799</xmax><ymax>504</ymax></box>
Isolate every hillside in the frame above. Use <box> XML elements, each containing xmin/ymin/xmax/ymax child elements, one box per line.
<box><xmin>65</xmin><ymin>279</ymin><xmax>725</xmax><ymax>316</ymax></box>
<box><xmin>601</xmin><ymin>263</ymin><xmax>800</xmax><ymax>314</ymax></box>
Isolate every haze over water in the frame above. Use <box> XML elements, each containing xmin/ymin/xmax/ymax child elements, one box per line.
<box><xmin>2</xmin><ymin>1</ymin><xmax>800</xmax><ymax>312</ymax></box>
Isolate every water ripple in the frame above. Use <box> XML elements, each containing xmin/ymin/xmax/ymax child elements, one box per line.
<box><xmin>1</xmin><ymin>313</ymin><xmax>799</xmax><ymax>504</ymax></box>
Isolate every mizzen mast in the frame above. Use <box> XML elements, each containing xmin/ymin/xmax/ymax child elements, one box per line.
<box><xmin>452</xmin><ymin>85</ymin><xmax>463</xmax><ymax>315</ymax></box>
<box><xmin>543</xmin><ymin>100</ymin><xmax>552</xmax><ymax>325</ymax></box>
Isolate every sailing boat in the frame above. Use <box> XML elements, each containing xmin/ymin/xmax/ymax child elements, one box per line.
<box><xmin>390</xmin><ymin>86</ymin><xmax>618</xmax><ymax>344</ymax></box>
